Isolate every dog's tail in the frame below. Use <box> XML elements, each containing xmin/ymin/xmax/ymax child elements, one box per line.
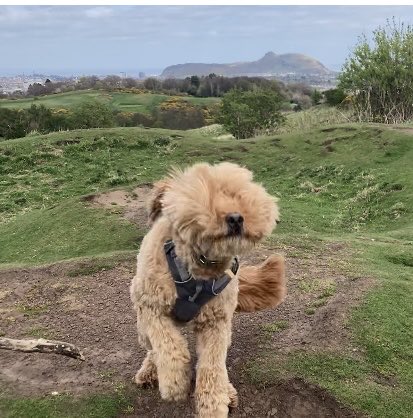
<box><xmin>236</xmin><ymin>254</ymin><xmax>286</xmax><ymax>312</ymax></box>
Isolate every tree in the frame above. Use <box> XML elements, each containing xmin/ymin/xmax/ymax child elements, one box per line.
<box><xmin>324</xmin><ymin>88</ymin><xmax>346</xmax><ymax>106</ymax></box>
<box><xmin>143</xmin><ymin>77</ymin><xmax>161</xmax><ymax>91</ymax></box>
<box><xmin>76</xmin><ymin>76</ymin><xmax>100</xmax><ymax>90</ymax></box>
<box><xmin>339</xmin><ymin>19</ymin><xmax>413</xmax><ymax>123</ymax></box>
<box><xmin>102</xmin><ymin>75</ymin><xmax>122</xmax><ymax>89</ymax></box>
<box><xmin>218</xmin><ymin>89</ymin><xmax>285</xmax><ymax>139</ymax></box>
<box><xmin>0</xmin><ymin>108</ymin><xmax>27</xmax><ymax>139</ymax></box>
<box><xmin>122</xmin><ymin>77</ymin><xmax>137</xmax><ymax>89</ymax></box>
<box><xmin>311</xmin><ymin>89</ymin><xmax>323</xmax><ymax>105</ymax></box>
<box><xmin>25</xmin><ymin>104</ymin><xmax>53</xmax><ymax>133</ymax></box>
<box><xmin>69</xmin><ymin>100</ymin><xmax>115</xmax><ymax>129</ymax></box>
<box><xmin>190</xmin><ymin>75</ymin><xmax>200</xmax><ymax>88</ymax></box>
<box><xmin>27</xmin><ymin>83</ymin><xmax>47</xmax><ymax>96</ymax></box>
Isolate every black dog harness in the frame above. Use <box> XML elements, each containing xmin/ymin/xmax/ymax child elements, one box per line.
<box><xmin>164</xmin><ymin>240</ymin><xmax>239</xmax><ymax>322</ymax></box>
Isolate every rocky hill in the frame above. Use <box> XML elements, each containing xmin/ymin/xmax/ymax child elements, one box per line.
<box><xmin>161</xmin><ymin>51</ymin><xmax>332</xmax><ymax>78</ymax></box>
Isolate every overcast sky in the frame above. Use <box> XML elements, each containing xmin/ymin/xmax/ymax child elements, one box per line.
<box><xmin>1</xmin><ymin>5</ymin><xmax>412</xmax><ymax>76</ymax></box>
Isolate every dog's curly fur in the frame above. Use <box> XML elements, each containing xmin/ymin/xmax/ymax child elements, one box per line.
<box><xmin>130</xmin><ymin>162</ymin><xmax>285</xmax><ymax>417</ymax></box>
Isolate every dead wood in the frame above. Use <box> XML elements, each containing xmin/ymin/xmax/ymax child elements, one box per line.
<box><xmin>0</xmin><ymin>337</ymin><xmax>85</xmax><ymax>361</ymax></box>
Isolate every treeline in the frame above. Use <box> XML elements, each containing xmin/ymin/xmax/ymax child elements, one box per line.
<box><xmin>4</xmin><ymin>74</ymin><xmax>322</xmax><ymax>111</ymax></box>
<box><xmin>0</xmin><ymin>98</ymin><xmax>212</xmax><ymax>140</ymax></box>
<box><xmin>6</xmin><ymin>74</ymin><xmax>294</xmax><ymax>99</ymax></box>
<box><xmin>143</xmin><ymin>74</ymin><xmax>281</xmax><ymax>97</ymax></box>
<box><xmin>143</xmin><ymin>74</ymin><xmax>323</xmax><ymax>110</ymax></box>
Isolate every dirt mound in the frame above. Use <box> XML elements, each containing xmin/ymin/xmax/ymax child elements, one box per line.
<box><xmin>234</xmin><ymin>378</ymin><xmax>360</xmax><ymax>418</ymax></box>
<box><xmin>0</xmin><ymin>241</ymin><xmax>369</xmax><ymax>417</ymax></box>
<box><xmin>119</xmin><ymin>377</ymin><xmax>360</xmax><ymax>418</ymax></box>
<box><xmin>85</xmin><ymin>184</ymin><xmax>153</xmax><ymax>228</ymax></box>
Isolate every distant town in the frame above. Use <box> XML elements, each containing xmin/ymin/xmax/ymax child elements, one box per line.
<box><xmin>0</xmin><ymin>71</ymin><xmax>338</xmax><ymax>96</ymax></box>
<box><xmin>0</xmin><ymin>72</ymin><xmax>149</xmax><ymax>95</ymax></box>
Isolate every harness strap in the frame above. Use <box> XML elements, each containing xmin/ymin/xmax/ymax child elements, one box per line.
<box><xmin>164</xmin><ymin>240</ymin><xmax>238</xmax><ymax>322</ymax></box>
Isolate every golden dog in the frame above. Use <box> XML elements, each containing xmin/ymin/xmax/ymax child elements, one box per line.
<box><xmin>130</xmin><ymin>162</ymin><xmax>285</xmax><ymax>417</ymax></box>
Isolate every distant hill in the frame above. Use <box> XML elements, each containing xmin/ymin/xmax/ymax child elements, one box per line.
<box><xmin>161</xmin><ymin>51</ymin><xmax>332</xmax><ymax>78</ymax></box>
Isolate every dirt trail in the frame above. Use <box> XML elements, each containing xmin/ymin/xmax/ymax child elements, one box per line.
<box><xmin>0</xmin><ymin>187</ymin><xmax>370</xmax><ymax>417</ymax></box>
<box><xmin>0</xmin><ymin>244</ymin><xmax>369</xmax><ymax>417</ymax></box>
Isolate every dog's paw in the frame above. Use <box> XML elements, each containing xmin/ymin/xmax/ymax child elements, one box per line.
<box><xmin>134</xmin><ymin>368</ymin><xmax>158</xmax><ymax>389</ymax></box>
<box><xmin>228</xmin><ymin>382</ymin><xmax>238</xmax><ymax>410</ymax></box>
<box><xmin>197</xmin><ymin>404</ymin><xmax>229</xmax><ymax>418</ymax></box>
<box><xmin>159</xmin><ymin>385</ymin><xmax>189</xmax><ymax>402</ymax></box>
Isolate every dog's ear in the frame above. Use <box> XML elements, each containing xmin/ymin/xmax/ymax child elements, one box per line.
<box><xmin>147</xmin><ymin>180</ymin><xmax>169</xmax><ymax>225</ymax></box>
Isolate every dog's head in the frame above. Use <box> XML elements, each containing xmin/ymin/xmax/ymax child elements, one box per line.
<box><xmin>148</xmin><ymin>162</ymin><xmax>279</xmax><ymax>262</ymax></box>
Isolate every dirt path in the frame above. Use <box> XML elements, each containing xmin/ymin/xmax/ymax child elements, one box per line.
<box><xmin>0</xmin><ymin>240</ymin><xmax>369</xmax><ymax>417</ymax></box>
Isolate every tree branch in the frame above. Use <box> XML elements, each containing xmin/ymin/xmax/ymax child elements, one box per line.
<box><xmin>0</xmin><ymin>337</ymin><xmax>85</xmax><ymax>361</ymax></box>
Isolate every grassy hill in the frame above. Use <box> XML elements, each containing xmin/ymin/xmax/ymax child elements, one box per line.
<box><xmin>0</xmin><ymin>124</ymin><xmax>412</xmax><ymax>417</ymax></box>
<box><xmin>0</xmin><ymin>90</ymin><xmax>220</xmax><ymax>113</ymax></box>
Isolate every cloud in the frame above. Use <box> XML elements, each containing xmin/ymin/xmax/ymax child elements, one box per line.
<box><xmin>1</xmin><ymin>5</ymin><xmax>413</xmax><ymax>74</ymax></box>
<box><xmin>84</xmin><ymin>7</ymin><xmax>113</xmax><ymax>19</ymax></box>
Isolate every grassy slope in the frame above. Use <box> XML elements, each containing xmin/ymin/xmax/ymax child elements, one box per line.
<box><xmin>0</xmin><ymin>392</ymin><xmax>133</xmax><ymax>418</ymax></box>
<box><xmin>0</xmin><ymin>124</ymin><xmax>412</xmax><ymax>417</ymax></box>
<box><xmin>0</xmin><ymin>90</ymin><xmax>220</xmax><ymax>113</ymax></box>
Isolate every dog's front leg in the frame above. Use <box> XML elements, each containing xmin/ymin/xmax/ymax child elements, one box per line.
<box><xmin>145</xmin><ymin>313</ymin><xmax>191</xmax><ymax>402</ymax></box>
<box><xmin>194</xmin><ymin>319</ymin><xmax>235</xmax><ymax>418</ymax></box>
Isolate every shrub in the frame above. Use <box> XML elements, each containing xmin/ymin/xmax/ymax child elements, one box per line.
<box><xmin>153</xmin><ymin>98</ymin><xmax>205</xmax><ymax>130</ymax></box>
<box><xmin>339</xmin><ymin>19</ymin><xmax>413</xmax><ymax>123</ymax></box>
<box><xmin>218</xmin><ymin>89</ymin><xmax>285</xmax><ymax>139</ymax></box>
<box><xmin>69</xmin><ymin>100</ymin><xmax>115</xmax><ymax>129</ymax></box>
<box><xmin>324</xmin><ymin>88</ymin><xmax>346</xmax><ymax>106</ymax></box>
<box><xmin>0</xmin><ymin>108</ymin><xmax>27</xmax><ymax>139</ymax></box>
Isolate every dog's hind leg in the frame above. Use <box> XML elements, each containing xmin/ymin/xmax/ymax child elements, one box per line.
<box><xmin>194</xmin><ymin>319</ymin><xmax>234</xmax><ymax>418</ymax></box>
<box><xmin>144</xmin><ymin>312</ymin><xmax>191</xmax><ymax>402</ymax></box>
<box><xmin>135</xmin><ymin>350</ymin><xmax>158</xmax><ymax>388</ymax></box>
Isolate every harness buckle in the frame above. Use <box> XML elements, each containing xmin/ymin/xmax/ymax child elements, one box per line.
<box><xmin>188</xmin><ymin>282</ymin><xmax>203</xmax><ymax>303</ymax></box>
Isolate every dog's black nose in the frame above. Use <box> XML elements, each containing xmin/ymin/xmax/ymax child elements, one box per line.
<box><xmin>226</xmin><ymin>213</ymin><xmax>244</xmax><ymax>226</ymax></box>
<box><xmin>226</xmin><ymin>213</ymin><xmax>244</xmax><ymax>235</ymax></box>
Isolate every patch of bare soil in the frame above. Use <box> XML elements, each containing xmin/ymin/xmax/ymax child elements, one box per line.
<box><xmin>84</xmin><ymin>184</ymin><xmax>153</xmax><ymax>227</ymax></box>
<box><xmin>0</xmin><ymin>239</ymin><xmax>370</xmax><ymax>417</ymax></box>
<box><xmin>389</xmin><ymin>126</ymin><xmax>413</xmax><ymax>134</ymax></box>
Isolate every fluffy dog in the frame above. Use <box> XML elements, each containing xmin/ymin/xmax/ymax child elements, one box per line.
<box><xmin>130</xmin><ymin>162</ymin><xmax>285</xmax><ymax>417</ymax></box>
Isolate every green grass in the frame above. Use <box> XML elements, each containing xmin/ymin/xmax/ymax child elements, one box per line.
<box><xmin>259</xmin><ymin>320</ymin><xmax>289</xmax><ymax>334</ymax></box>
<box><xmin>0</xmin><ymin>123</ymin><xmax>412</xmax><ymax>416</ymax></box>
<box><xmin>24</xmin><ymin>326</ymin><xmax>55</xmax><ymax>339</ymax></box>
<box><xmin>0</xmin><ymin>200</ymin><xmax>142</xmax><ymax>266</ymax></box>
<box><xmin>246</xmin><ymin>233</ymin><xmax>413</xmax><ymax>417</ymax></box>
<box><xmin>279</xmin><ymin>105</ymin><xmax>353</xmax><ymax>134</ymax></box>
<box><xmin>0</xmin><ymin>392</ymin><xmax>134</xmax><ymax>418</ymax></box>
<box><xmin>0</xmin><ymin>90</ymin><xmax>219</xmax><ymax>113</ymax></box>
<box><xmin>297</xmin><ymin>277</ymin><xmax>336</xmax><ymax>294</ymax></box>
<box><xmin>0</xmin><ymin>124</ymin><xmax>412</xmax><ymax>266</ymax></box>
<box><xmin>67</xmin><ymin>261</ymin><xmax>116</xmax><ymax>277</ymax></box>
<box><xmin>15</xmin><ymin>304</ymin><xmax>48</xmax><ymax>317</ymax></box>
<box><xmin>297</xmin><ymin>277</ymin><xmax>337</xmax><ymax>315</ymax></box>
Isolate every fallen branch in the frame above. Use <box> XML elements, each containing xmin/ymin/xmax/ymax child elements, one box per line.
<box><xmin>0</xmin><ymin>337</ymin><xmax>85</xmax><ymax>361</ymax></box>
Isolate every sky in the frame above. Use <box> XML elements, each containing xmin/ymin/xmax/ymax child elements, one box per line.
<box><xmin>1</xmin><ymin>5</ymin><xmax>413</xmax><ymax>76</ymax></box>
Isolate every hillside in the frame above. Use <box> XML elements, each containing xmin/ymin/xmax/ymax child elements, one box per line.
<box><xmin>0</xmin><ymin>123</ymin><xmax>412</xmax><ymax>418</ymax></box>
<box><xmin>161</xmin><ymin>51</ymin><xmax>332</xmax><ymax>78</ymax></box>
